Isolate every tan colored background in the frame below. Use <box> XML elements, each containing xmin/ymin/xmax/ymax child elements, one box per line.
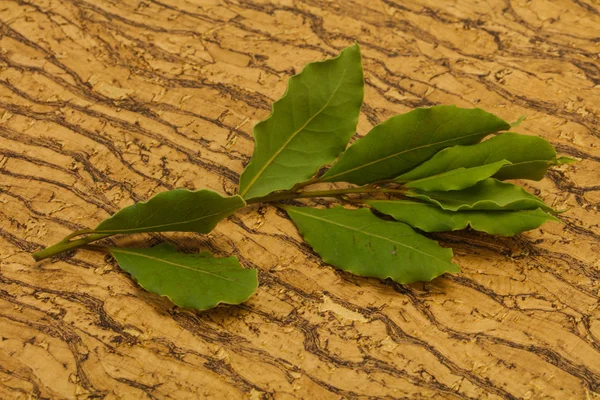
<box><xmin>1</xmin><ymin>0</ymin><xmax>599</xmax><ymax>399</ymax></box>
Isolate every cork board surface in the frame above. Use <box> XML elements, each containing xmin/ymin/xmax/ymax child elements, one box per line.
<box><xmin>1</xmin><ymin>0</ymin><xmax>599</xmax><ymax>399</ymax></box>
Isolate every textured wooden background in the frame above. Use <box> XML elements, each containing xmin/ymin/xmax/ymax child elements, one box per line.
<box><xmin>1</xmin><ymin>0</ymin><xmax>599</xmax><ymax>399</ymax></box>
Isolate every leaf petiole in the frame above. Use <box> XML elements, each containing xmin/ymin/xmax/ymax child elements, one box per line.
<box><xmin>81</xmin><ymin>244</ymin><xmax>112</xmax><ymax>253</ymax></box>
<box><xmin>60</xmin><ymin>229</ymin><xmax>96</xmax><ymax>243</ymax></box>
<box><xmin>32</xmin><ymin>233</ymin><xmax>113</xmax><ymax>262</ymax></box>
<box><xmin>290</xmin><ymin>177</ymin><xmax>322</xmax><ymax>191</ymax></box>
<box><xmin>33</xmin><ymin>185</ymin><xmax>408</xmax><ymax>261</ymax></box>
<box><xmin>246</xmin><ymin>186</ymin><xmax>407</xmax><ymax>205</ymax></box>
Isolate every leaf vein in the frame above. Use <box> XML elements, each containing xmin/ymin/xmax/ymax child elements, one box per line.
<box><xmin>325</xmin><ymin>130</ymin><xmax>490</xmax><ymax>181</ymax></box>
<box><xmin>289</xmin><ymin>208</ymin><xmax>449</xmax><ymax>263</ymax></box>
<box><xmin>240</xmin><ymin>66</ymin><xmax>350</xmax><ymax>197</ymax></box>
<box><xmin>111</xmin><ymin>248</ymin><xmax>237</xmax><ymax>281</ymax></box>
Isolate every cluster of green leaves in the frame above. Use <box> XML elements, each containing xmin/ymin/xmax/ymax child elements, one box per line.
<box><xmin>33</xmin><ymin>44</ymin><xmax>572</xmax><ymax>311</ymax></box>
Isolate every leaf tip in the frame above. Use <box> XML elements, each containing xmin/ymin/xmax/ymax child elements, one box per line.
<box><xmin>449</xmin><ymin>261</ymin><xmax>461</xmax><ymax>274</ymax></box>
<box><xmin>510</xmin><ymin>115</ymin><xmax>526</xmax><ymax>127</ymax></box>
<box><xmin>553</xmin><ymin>156</ymin><xmax>578</xmax><ymax>166</ymax></box>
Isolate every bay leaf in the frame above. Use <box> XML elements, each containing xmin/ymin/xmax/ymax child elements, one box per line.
<box><xmin>368</xmin><ymin>200</ymin><xmax>558</xmax><ymax>236</ymax></box>
<box><xmin>239</xmin><ymin>44</ymin><xmax>364</xmax><ymax>199</ymax></box>
<box><xmin>407</xmin><ymin>178</ymin><xmax>554</xmax><ymax>212</ymax></box>
<box><xmin>404</xmin><ymin>160</ymin><xmax>510</xmax><ymax>191</ymax></box>
<box><xmin>94</xmin><ymin>189</ymin><xmax>245</xmax><ymax>235</ymax></box>
<box><xmin>398</xmin><ymin>132</ymin><xmax>560</xmax><ymax>182</ymax></box>
<box><xmin>111</xmin><ymin>243</ymin><xmax>258</xmax><ymax>310</ymax></box>
<box><xmin>284</xmin><ymin>205</ymin><xmax>459</xmax><ymax>284</ymax></box>
<box><xmin>321</xmin><ymin>106</ymin><xmax>510</xmax><ymax>185</ymax></box>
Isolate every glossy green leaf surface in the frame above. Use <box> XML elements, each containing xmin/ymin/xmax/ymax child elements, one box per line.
<box><xmin>404</xmin><ymin>160</ymin><xmax>510</xmax><ymax>191</ymax></box>
<box><xmin>320</xmin><ymin>106</ymin><xmax>510</xmax><ymax>185</ymax></box>
<box><xmin>95</xmin><ymin>189</ymin><xmax>245</xmax><ymax>235</ymax></box>
<box><xmin>239</xmin><ymin>44</ymin><xmax>364</xmax><ymax>199</ymax></box>
<box><xmin>398</xmin><ymin>132</ymin><xmax>558</xmax><ymax>182</ymax></box>
<box><xmin>284</xmin><ymin>205</ymin><xmax>459</xmax><ymax>284</ymax></box>
<box><xmin>407</xmin><ymin>178</ymin><xmax>554</xmax><ymax>212</ymax></box>
<box><xmin>110</xmin><ymin>243</ymin><xmax>258</xmax><ymax>310</ymax></box>
<box><xmin>368</xmin><ymin>200</ymin><xmax>559</xmax><ymax>236</ymax></box>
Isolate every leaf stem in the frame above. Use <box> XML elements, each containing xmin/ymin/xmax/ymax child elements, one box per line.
<box><xmin>61</xmin><ymin>229</ymin><xmax>96</xmax><ymax>243</ymax></box>
<box><xmin>32</xmin><ymin>233</ymin><xmax>113</xmax><ymax>261</ymax></box>
<box><xmin>33</xmin><ymin>185</ymin><xmax>407</xmax><ymax>261</ymax></box>
<box><xmin>81</xmin><ymin>244</ymin><xmax>112</xmax><ymax>253</ymax></box>
<box><xmin>247</xmin><ymin>186</ymin><xmax>406</xmax><ymax>205</ymax></box>
<box><xmin>290</xmin><ymin>177</ymin><xmax>321</xmax><ymax>191</ymax></box>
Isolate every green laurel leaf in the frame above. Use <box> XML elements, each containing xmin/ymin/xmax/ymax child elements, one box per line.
<box><xmin>398</xmin><ymin>132</ymin><xmax>561</xmax><ymax>182</ymax></box>
<box><xmin>407</xmin><ymin>178</ymin><xmax>554</xmax><ymax>212</ymax></box>
<box><xmin>367</xmin><ymin>200</ymin><xmax>559</xmax><ymax>236</ymax></box>
<box><xmin>403</xmin><ymin>160</ymin><xmax>511</xmax><ymax>191</ymax></box>
<box><xmin>283</xmin><ymin>205</ymin><xmax>459</xmax><ymax>284</ymax></box>
<box><xmin>320</xmin><ymin>105</ymin><xmax>510</xmax><ymax>185</ymax></box>
<box><xmin>110</xmin><ymin>243</ymin><xmax>258</xmax><ymax>310</ymax></box>
<box><xmin>239</xmin><ymin>43</ymin><xmax>364</xmax><ymax>199</ymax></box>
<box><xmin>94</xmin><ymin>189</ymin><xmax>245</xmax><ymax>235</ymax></box>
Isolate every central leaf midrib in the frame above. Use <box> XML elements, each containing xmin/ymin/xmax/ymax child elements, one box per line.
<box><xmin>406</xmin><ymin>158</ymin><xmax>549</xmax><ymax>182</ymax></box>
<box><xmin>241</xmin><ymin>67</ymin><xmax>349</xmax><ymax>197</ymax></box>
<box><xmin>325</xmin><ymin>130</ymin><xmax>496</xmax><ymax>181</ymax></box>
<box><xmin>290</xmin><ymin>209</ymin><xmax>450</xmax><ymax>264</ymax></box>
<box><xmin>407</xmin><ymin>161</ymin><xmax>508</xmax><ymax>185</ymax></box>
<box><xmin>112</xmin><ymin>248</ymin><xmax>237</xmax><ymax>281</ymax></box>
<box><xmin>407</xmin><ymin>166</ymin><xmax>471</xmax><ymax>185</ymax></box>
<box><xmin>95</xmin><ymin>203</ymin><xmax>241</xmax><ymax>234</ymax></box>
<box><xmin>498</xmin><ymin>159</ymin><xmax>553</xmax><ymax>168</ymax></box>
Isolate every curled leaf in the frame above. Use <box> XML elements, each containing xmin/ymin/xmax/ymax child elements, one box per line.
<box><xmin>398</xmin><ymin>132</ymin><xmax>560</xmax><ymax>182</ymax></box>
<box><xmin>368</xmin><ymin>200</ymin><xmax>559</xmax><ymax>236</ymax></box>
<box><xmin>321</xmin><ymin>105</ymin><xmax>510</xmax><ymax>185</ymax></box>
<box><xmin>406</xmin><ymin>178</ymin><xmax>554</xmax><ymax>212</ymax></box>
<box><xmin>403</xmin><ymin>160</ymin><xmax>510</xmax><ymax>191</ymax></box>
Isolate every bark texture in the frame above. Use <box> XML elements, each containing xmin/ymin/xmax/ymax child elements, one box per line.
<box><xmin>1</xmin><ymin>0</ymin><xmax>599</xmax><ymax>399</ymax></box>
